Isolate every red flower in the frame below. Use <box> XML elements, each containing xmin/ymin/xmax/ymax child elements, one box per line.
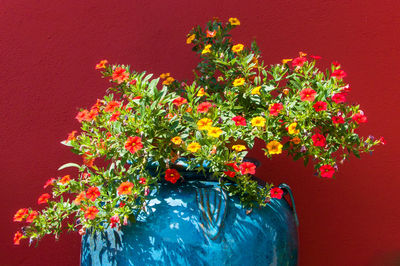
<box><xmin>26</xmin><ymin>211</ymin><xmax>38</xmax><ymax>223</ymax></box>
<box><xmin>84</xmin><ymin>206</ymin><xmax>99</xmax><ymax>220</ymax></box>
<box><xmin>197</xmin><ymin>102</ymin><xmax>213</xmax><ymax>113</ymax></box>
<box><xmin>331</xmin><ymin>69</ymin><xmax>347</xmax><ymax>79</ymax></box>
<box><xmin>59</xmin><ymin>175</ymin><xmax>71</xmax><ymax>184</ymax></box>
<box><xmin>292</xmin><ymin>57</ymin><xmax>307</xmax><ymax>67</ymax></box>
<box><xmin>139</xmin><ymin>177</ymin><xmax>147</xmax><ymax>184</ymax></box>
<box><xmin>117</xmin><ymin>181</ymin><xmax>134</xmax><ymax>195</ymax></box>
<box><xmin>125</xmin><ymin>136</ymin><xmax>143</xmax><ymax>154</ymax></box>
<box><xmin>332</xmin><ymin>93</ymin><xmax>346</xmax><ymax>103</ymax></box>
<box><xmin>95</xmin><ymin>59</ymin><xmax>108</xmax><ymax>70</ymax></box>
<box><xmin>38</xmin><ymin>193</ymin><xmax>51</xmax><ymax>204</ymax></box>
<box><xmin>232</xmin><ymin>116</ymin><xmax>247</xmax><ymax>126</ymax></box>
<box><xmin>112</xmin><ymin>67</ymin><xmax>130</xmax><ymax>84</ymax></box>
<box><xmin>172</xmin><ymin>97</ymin><xmax>187</xmax><ymax>107</ymax></box>
<box><xmin>43</xmin><ymin>178</ymin><xmax>55</xmax><ymax>189</ymax></box>
<box><xmin>310</xmin><ymin>55</ymin><xmax>322</xmax><ymax>60</ymax></box>
<box><xmin>352</xmin><ymin>112</ymin><xmax>367</xmax><ymax>123</ymax></box>
<box><xmin>110</xmin><ymin>215</ymin><xmax>120</xmax><ymax>228</ymax></box>
<box><xmin>165</xmin><ymin>169</ymin><xmax>181</xmax><ymax>184</ymax></box>
<box><xmin>332</xmin><ymin>61</ymin><xmax>341</xmax><ymax>67</ymax></box>
<box><xmin>332</xmin><ymin>116</ymin><xmax>345</xmax><ymax>124</ymax></box>
<box><xmin>239</xmin><ymin>162</ymin><xmax>256</xmax><ymax>175</ymax></box>
<box><xmin>269</xmin><ymin>103</ymin><xmax>283</xmax><ymax>116</ymax></box>
<box><xmin>75</xmin><ymin>110</ymin><xmax>90</xmax><ymax>123</ymax></box>
<box><xmin>110</xmin><ymin>111</ymin><xmax>121</xmax><ymax>122</ymax></box>
<box><xmin>13</xmin><ymin>231</ymin><xmax>23</xmax><ymax>245</ymax></box>
<box><xmin>224</xmin><ymin>163</ymin><xmax>240</xmax><ymax>177</ymax></box>
<box><xmin>270</xmin><ymin>187</ymin><xmax>284</xmax><ymax>199</ymax></box>
<box><xmin>299</xmin><ymin>88</ymin><xmax>317</xmax><ymax>101</ymax></box>
<box><xmin>319</xmin><ymin>164</ymin><xmax>335</xmax><ymax>178</ymax></box>
<box><xmin>66</xmin><ymin>131</ymin><xmax>77</xmax><ymax>142</ymax></box>
<box><xmin>86</xmin><ymin>187</ymin><xmax>100</xmax><ymax>201</ymax></box>
<box><xmin>13</xmin><ymin>208</ymin><xmax>29</xmax><ymax>222</ymax></box>
<box><xmin>313</xmin><ymin>101</ymin><xmax>327</xmax><ymax>112</ymax></box>
<box><xmin>311</xmin><ymin>133</ymin><xmax>326</xmax><ymax>147</ymax></box>
<box><xmin>379</xmin><ymin>137</ymin><xmax>386</xmax><ymax>145</ymax></box>
<box><xmin>104</xmin><ymin>101</ymin><xmax>120</xmax><ymax>113</ymax></box>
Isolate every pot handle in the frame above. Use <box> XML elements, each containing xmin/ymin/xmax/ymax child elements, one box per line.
<box><xmin>279</xmin><ymin>183</ymin><xmax>299</xmax><ymax>227</ymax></box>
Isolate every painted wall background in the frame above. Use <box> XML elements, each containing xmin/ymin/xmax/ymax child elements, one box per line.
<box><xmin>1</xmin><ymin>0</ymin><xmax>399</xmax><ymax>265</ymax></box>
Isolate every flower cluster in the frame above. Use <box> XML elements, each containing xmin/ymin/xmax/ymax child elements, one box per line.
<box><xmin>13</xmin><ymin>17</ymin><xmax>383</xmax><ymax>245</ymax></box>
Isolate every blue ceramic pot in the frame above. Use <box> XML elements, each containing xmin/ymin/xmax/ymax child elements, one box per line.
<box><xmin>81</xmin><ymin>179</ymin><xmax>298</xmax><ymax>266</ymax></box>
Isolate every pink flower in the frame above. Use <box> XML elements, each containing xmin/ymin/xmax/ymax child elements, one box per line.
<box><xmin>319</xmin><ymin>165</ymin><xmax>335</xmax><ymax>178</ymax></box>
<box><xmin>352</xmin><ymin>112</ymin><xmax>367</xmax><ymax>124</ymax></box>
<box><xmin>312</xmin><ymin>133</ymin><xmax>326</xmax><ymax>147</ymax></box>
<box><xmin>331</xmin><ymin>69</ymin><xmax>347</xmax><ymax>79</ymax></box>
<box><xmin>232</xmin><ymin>116</ymin><xmax>246</xmax><ymax>126</ymax></box>
<box><xmin>239</xmin><ymin>162</ymin><xmax>256</xmax><ymax>175</ymax></box>
<box><xmin>332</xmin><ymin>93</ymin><xmax>346</xmax><ymax>103</ymax></box>
<box><xmin>292</xmin><ymin>57</ymin><xmax>307</xmax><ymax>67</ymax></box>
<box><xmin>270</xmin><ymin>187</ymin><xmax>284</xmax><ymax>199</ymax></box>
<box><xmin>332</xmin><ymin>116</ymin><xmax>345</xmax><ymax>124</ymax></box>
<box><xmin>299</xmin><ymin>88</ymin><xmax>317</xmax><ymax>102</ymax></box>
<box><xmin>110</xmin><ymin>215</ymin><xmax>120</xmax><ymax>228</ymax></box>
<box><xmin>313</xmin><ymin>101</ymin><xmax>327</xmax><ymax>112</ymax></box>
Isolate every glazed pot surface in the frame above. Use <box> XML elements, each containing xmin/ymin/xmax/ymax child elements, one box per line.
<box><xmin>81</xmin><ymin>181</ymin><xmax>298</xmax><ymax>266</ymax></box>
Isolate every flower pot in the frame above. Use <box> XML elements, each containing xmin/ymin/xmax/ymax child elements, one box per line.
<box><xmin>80</xmin><ymin>179</ymin><xmax>299</xmax><ymax>266</ymax></box>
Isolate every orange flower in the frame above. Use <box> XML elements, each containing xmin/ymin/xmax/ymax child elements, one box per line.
<box><xmin>84</xmin><ymin>206</ymin><xmax>99</xmax><ymax>220</ymax></box>
<box><xmin>117</xmin><ymin>181</ymin><xmax>134</xmax><ymax>195</ymax></box>
<box><xmin>282</xmin><ymin>59</ymin><xmax>292</xmax><ymax>64</ymax></box>
<box><xmin>104</xmin><ymin>101</ymin><xmax>120</xmax><ymax>112</ymax></box>
<box><xmin>206</xmin><ymin>30</ymin><xmax>216</xmax><ymax>38</ymax></box>
<box><xmin>229</xmin><ymin>17</ymin><xmax>240</xmax><ymax>26</ymax></box>
<box><xmin>26</xmin><ymin>211</ymin><xmax>38</xmax><ymax>223</ymax></box>
<box><xmin>59</xmin><ymin>175</ymin><xmax>71</xmax><ymax>184</ymax></box>
<box><xmin>13</xmin><ymin>208</ymin><xmax>29</xmax><ymax>222</ymax></box>
<box><xmin>291</xmin><ymin>137</ymin><xmax>301</xmax><ymax>144</ymax></box>
<box><xmin>83</xmin><ymin>153</ymin><xmax>95</xmax><ymax>167</ymax></box>
<box><xmin>125</xmin><ymin>136</ymin><xmax>143</xmax><ymax>154</ymax></box>
<box><xmin>66</xmin><ymin>131</ymin><xmax>77</xmax><ymax>142</ymax></box>
<box><xmin>38</xmin><ymin>193</ymin><xmax>51</xmax><ymax>204</ymax></box>
<box><xmin>74</xmin><ymin>192</ymin><xmax>86</xmax><ymax>205</ymax></box>
<box><xmin>112</xmin><ymin>67</ymin><xmax>129</xmax><ymax>84</ymax></box>
<box><xmin>186</xmin><ymin>34</ymin><xmax>195</xmax><ymax>44</ymax></box>
<box><xmin>162</xmin><ymin>77</ymin><xmax>175</xmax><ymax>85</ymax></box>
<box><xmin>86</xmin><ymin>187</ymin><xmax>100</xmax><ymax>201</ymax></box>
<box><xmin>172</xmin><ymin>97</ymin><xmax>187</xmax><ymax>107</ymax></box>
<box><xmin>75</xmin><ymin>110</ymin><xmax>90</xmax><ymax>123</ymax></box>
<box><xmin>159</xmin><ymin>73</ymin><xmax>170</xmax><ymax>79</ymax></box>
<box><xmin>13</xmin><ymin>231</ymin><xmax>23</xmax><ymax>245</ymax></box>
<box><xmin>95</xmin><ymin>60</ymin><xmax>108</xmax><ymax>69</ymax></box>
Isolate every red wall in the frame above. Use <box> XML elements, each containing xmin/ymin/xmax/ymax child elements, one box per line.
<box><xmin>2</xmin><ymin>1</ymin><xmax>399</xmax><ymax>265</ymax></box>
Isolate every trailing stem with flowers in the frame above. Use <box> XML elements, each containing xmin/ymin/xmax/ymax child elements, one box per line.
<box><xmin>13</xmin><ymin>17</ymin><xmax>384</xmax><ymax>246</ymax></box>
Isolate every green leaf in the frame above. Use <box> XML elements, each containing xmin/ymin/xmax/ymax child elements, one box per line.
<box><xmin>57</xmin><ymin>163</ymin><xmax>81</xmax><ymax>171</ymax></box>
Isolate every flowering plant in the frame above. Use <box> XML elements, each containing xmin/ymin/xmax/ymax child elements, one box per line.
<box><xmin>13</xmin><ymin>18</ymin><xmax>384</xmax><ymax>245</ymax></box>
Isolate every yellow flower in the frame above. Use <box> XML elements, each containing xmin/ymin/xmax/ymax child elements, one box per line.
<box><xmin>171</xmin><ymin>136</ymin><xmax>182</xmax><ymax>145</ymax></box>
<box><xmin>160</xmin><ymin>73</ymin><xmax>170</xmax><ymax>79</ymax></box>
<box><xmin>232</xmin><ymin>145</ymin><xmax>246</xmax><ymax>152</ymax></box>
<box><xmin>288</xmin><ymin>123</ymin><xmax>300</xmax><ymax>135</ymax></box>
<box><xmin>197</xmin><ymin>118</ymin><xmax>213</xmax><ymax>130</ymax></box>
<box><xmin>162</xmin><ymin>77</ymin><xmax>175</xmax><ymax>85</ymax></box>
<box><xmin>251</xmin><ymin>86</ymin><xmax>261</xmax><ymax>95</ymax></box>
<box><xmin>229</xmin><ymin>17</ymin><xmax>240</xmax><ymax>26</ymax></box>
<box><xmin>266</xmin><ymin>140</ymin><xmax>283</xmax><ymax>155</ymax></box>
<box><xmin>201</xmin><ymin>44</ymin><xmax>212</xmax><ymax>54</ymax></box>
<box><xmin>232</xmin><ymin>44</ymin><xmax>244</xmax><ymax>53</ymax></box>
<box><xmin>251</xmin><ymin>116</ymin><xmax>266</xmax><ymax>127</ymax></box>
<box><xmin>282</xmin><ymin>59</ymin><xmax>292</xmax><ymax>64</ymax></box>
<box><xmin>187</xmin><ymin>142</ymin><xmax>201</xmax><ymax>153</ymax></box>
<box><xmin>233</xmin><ymin>78</ymin><xmax>245</xmax><ymax>87</ymax></box>
<box><xmin>186</xmin><ymin>34</ymin><xmax>195</xmax><ymax>44</ymax></box>
<box><xmin>207</xmin><ymin>127</ymin><xmax>223</xmax><ymax>138</ymax></box>
<box><xmin>291</xmin><ymin>137</ymin><xmax>301</xmax><ymax>144</ymax></box>
<box><xmin>197</xmin><ymin>88</ymin><xmax>205</xmax><ymax>97</ymax></box>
